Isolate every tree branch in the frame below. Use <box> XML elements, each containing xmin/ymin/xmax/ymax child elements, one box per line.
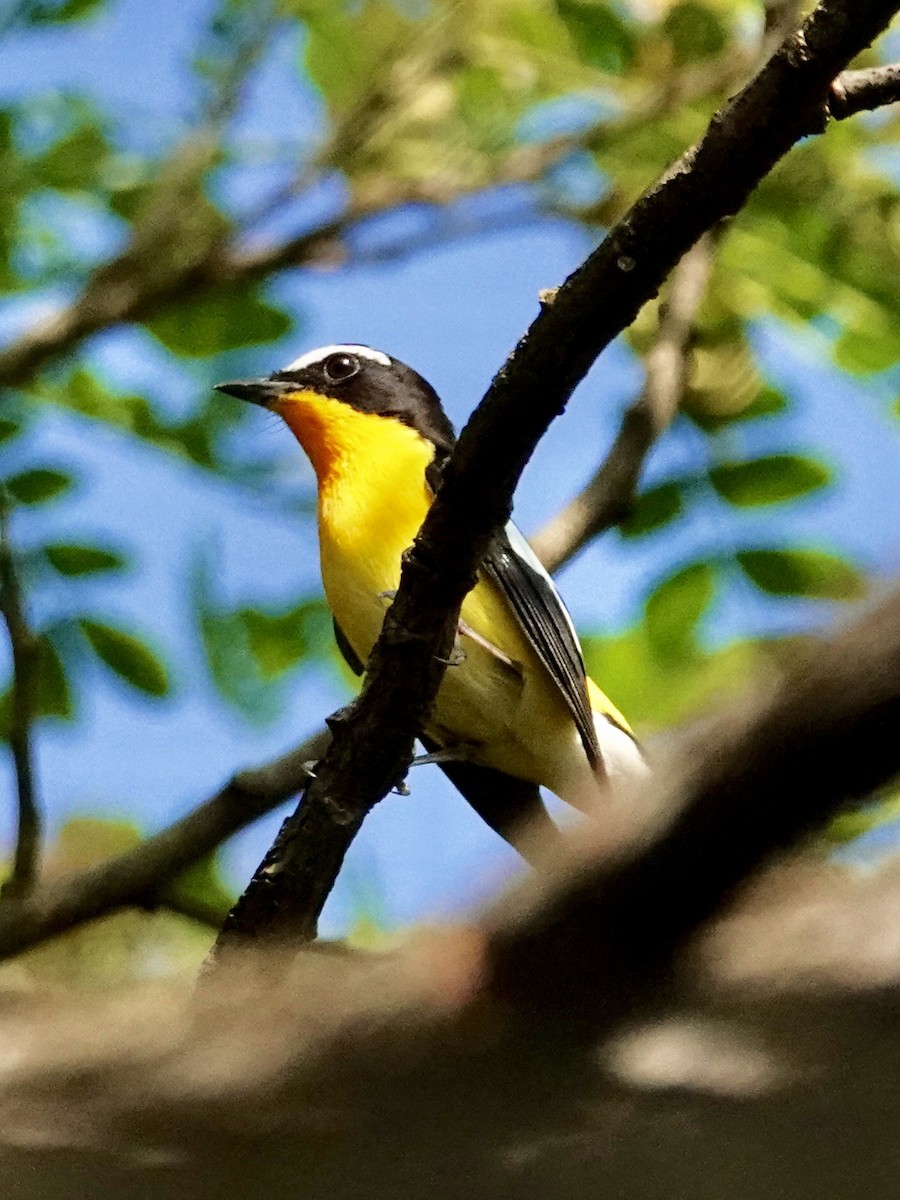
<box><xmin>489</xmin><ymin>585</ymin><xmax>900</xmax><ymax>1035</ymax></box>
<box><xmin>0</xmin><ymin>494</ymin><xmax>41</xmax><ymax>898</ymax></box>
<box><xmin>829</xmin><ymin>63</ymin><xmax>900</xmax><ymax>118</ymax></box>
<box><xmin>210</xmin><ymin>0</ymin><xmax>900</xmax><ymax>959</ymax></box>
<box><xmin>530</xmin><ymin>231</ymin><xmax>717</xmax><ymax>574</ymax></box>
<box><xmin>0</xmin><ymin>727</ymin><xmax>329</xmax><ymax>961</ymax></box>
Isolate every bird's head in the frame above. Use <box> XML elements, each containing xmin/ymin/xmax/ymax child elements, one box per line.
<box><xmin>216</xmin><ymin>344</ymin><xmax>455</xmax><ymax>482</ymax></box>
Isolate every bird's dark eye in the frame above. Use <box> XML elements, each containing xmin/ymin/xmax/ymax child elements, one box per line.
<box><xmin>323</xmin><ymin>352</ymin><xmax>360</xmax><ymax>383</ymax></box>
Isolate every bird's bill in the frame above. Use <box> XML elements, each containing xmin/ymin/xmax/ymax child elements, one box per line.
<box><xmin>214</xmin><ymin>379</ymin><xmax>290</xmax><ymax>407</ymax></box>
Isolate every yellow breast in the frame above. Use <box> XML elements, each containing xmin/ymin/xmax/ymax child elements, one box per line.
<box><xmin>279</xmin><ymin>390</ymin><xmax>531</xmax><ymax>671</ymax></box>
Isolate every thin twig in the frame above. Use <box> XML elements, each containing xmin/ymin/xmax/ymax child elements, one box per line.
<box><xmin>210</xmin><ymin>0</ymin><xmax>900</xmax><ymax>960</ymax></box>
<box><xmin>0</xmin><ymin>492</ymin><xmax>41</xmax><ymax>898</ymax></box>
<box><xmin>0</xmin><ymin>727</ymin><xmax>329</xmax><ymax>960</ymax></box>
<box><xmin>829</xmin><ymin>63</ymin><xmax>900</xmax><ymax>118</ymax></box>
<box><xmin>530</xmin><ymin>231</ymin><xmax>718</xmax><ymax>574</ymax></box>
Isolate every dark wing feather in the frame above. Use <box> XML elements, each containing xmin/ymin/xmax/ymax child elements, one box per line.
<box><xmin>481</xmin><ymin>525</ymin><xmax>601</xmax><ymax>770</ymax></box>
<box><xmin>420</xmin><ymin>736</ymin><xmax>560</xmax><ymax>866</ymax></box>
<box><xmin>333</xmin><ymin>619</ymin><xmax>365</xmax><ymax>676</ymax></box>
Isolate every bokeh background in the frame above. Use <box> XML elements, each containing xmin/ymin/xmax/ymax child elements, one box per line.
<box><xmin>0</xmin><ymin>0</ymin><xmax>898</xmax><ymax>979</ymax></box>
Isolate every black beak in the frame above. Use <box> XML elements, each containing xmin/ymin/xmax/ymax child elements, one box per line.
<box><xmin>214</xmin><ymin>379</ymin><xmax>281</xmax><ymax>407</ymax></box>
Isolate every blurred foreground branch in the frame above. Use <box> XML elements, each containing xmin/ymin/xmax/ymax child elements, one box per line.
<box><xmin>1</xmin><ymin>587</ymin><xmax>900</xmax><ymax>1198</ymax></box>
<box><xmin>211</xmin><ymin>0</ymin><xmax>900</xmax><ymax>960</ymax></box>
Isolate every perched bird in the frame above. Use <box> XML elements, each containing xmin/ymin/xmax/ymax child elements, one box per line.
<box><xmin>216</xmin><ymin>345</ymin><xmax>645</xmax><ymax>859</ymax></box>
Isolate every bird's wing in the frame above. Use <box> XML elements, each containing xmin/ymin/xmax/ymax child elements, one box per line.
<box><xmin>419</xmin><ymin>736</ymin><xmax>560</xmax><ymax>865</ymax></box>
<box><xmin>333</xmin><ymin>616</ymin><xmax>559</xmax><ymax>862</ymax></box>
<box><xmin>333</xmin><ymin>618</ymin><xmax>365</xmax><ymax>676</ymax></box>
<box><xmin>481</xmin><ymin>522</ymin><xmax>602</xmax><ymax>771</ymax></box>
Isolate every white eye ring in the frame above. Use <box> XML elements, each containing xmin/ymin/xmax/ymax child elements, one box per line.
<box><xmin>323</xmin><ymin>352</ymin><xmax>360</xmax><ymax>383</ymax></box>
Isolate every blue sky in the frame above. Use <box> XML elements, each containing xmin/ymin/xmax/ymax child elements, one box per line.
<box><xmin>1</xmin><ymin>0</ymin><xmax>898</xmax><ymax>935</ymax></box>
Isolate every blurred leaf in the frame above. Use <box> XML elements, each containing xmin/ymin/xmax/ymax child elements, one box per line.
<box><xmin>302</xmin><ymin>0</ymin><xmax>414</xmax><ymax>117</ymax></box>
<box><xmin>0</xmin><ymin>635</ymin><xmax>73</xmax><ymax>739</ymax></box>
<box><xmin>556</xmin><ymin>1</ymin><xmax>634</xmax><ymax>73</ymax></box>
<box><xmin>662</xmin><ymin>2</ymin><xmax>727</xmax><ymax>64</ymax></box>
<box><xmin>44</xmin><ymin>543</ymin><xmax>127</xmax><ymax>576</ymax></box>
<box><xmin>456</xmin><ymin>66</ymin><xmax>518</xmax><ymax>153</ymax></box>
<box><xmin>710</xmin><ymin>453</ymin><xmax>831</xmax><ymax>508</ymax></box>
<box><xmin>824</xmin><ymin>790</ymin><xmax>900</xmax><ymax>846</ymax></box>
<box><xmin>192</xmin><ymin>554</ymin><xmax>278</xmax><ymax>722</ymax></box>
<box><xmin>3</xmin><ymin>468</ymin><xmax>72</xmax><ymax>505</ymax></box>
<box><xmin>240</xmin><ymin>598</ymin><xmax>331</xmax><ymax>681</ymax></box>
<box><xmin>833</xmin><ymin>312</ymin><xmax>900</xmax><ymax>373</ymax></box>
<box><xmin>737</xmin><ymin>548</ymin><xmax>865</xmax><ymax>600</ymax></box>
<box><xmin>644</xmin><ymin>560</ymin><xmax>716</xmax><ymax>663</ymax></box>
<box><xmin>79</xmin><ymin>619</ymin><xmax>170</xmax><ymax>696</ymax></box>
<box><xmin>168</xmin><ymin>854</ymin><xmax>234</xmax><ymax>923</ymax></box>
<box><xmin>145</xmin><ymin>285</ymin><xmax>291</xmax><ymax>357</ymax></box>
<box><xmin>33</xmin><ymin>124</ymin><xmax>109</xmax><ymax>192</ymax></box>
<box><xmin>33</xmin><ymin>635</ymin><xmax>73</xmax><ymax>719</ymax></box>
<box><xmin>0</xmin><ymin>419</ymin><xmax>21</xmax><ymax>443</ymax></box>
<box><xmin>53</xmin><ymin>815</ymin><xmax>141</xmax><ymax>869</ymax></box>
<box><xmin>583</xmin><ymin>624</ymin><xmax>774</xmax><ymax>732</ymax></box>
<box><xmin>683</xmin><ymin>338</ymin><xmax>761</xmax><ymax>425</ymax></box>
<box><xmin>689</xmin><ymin>384</ymin><xmax>788</xmax><ymax>431</ymax></box>
<box><xmin>619</xmin><ymin>480</ymin><xmax>684</xmax><ymax>539</ymax></box>
<box><xmin>10</xmin><ymin>0</ymin><xmax>103</xmax><ymax>25</ymax></box>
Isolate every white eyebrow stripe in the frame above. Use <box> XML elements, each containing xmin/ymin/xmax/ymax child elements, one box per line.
<box><xmin>282</xmin><ymin>344</ymin><xmax>391</xmax><ymax>371</ymax></box>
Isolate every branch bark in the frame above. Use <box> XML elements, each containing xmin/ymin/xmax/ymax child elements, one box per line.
<box><xmin>829</xmin><ymin>63</ymin><xmax>900</xmax><ymax>117</ymax></box>
<box><xmin>211</xmin><ymin>0</ymin><xmax>900</xmax><ymax>959</ymax></box>
<box><xmin>0</xmin><ymin>495</ymin><xmax>41</xmax><ymax>898</ymax></box>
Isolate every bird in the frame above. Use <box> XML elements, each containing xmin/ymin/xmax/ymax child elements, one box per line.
<box><xmin>216</xmin><ymin>344</ymin><xmax>646</xmax><ymax>861</ymax></box>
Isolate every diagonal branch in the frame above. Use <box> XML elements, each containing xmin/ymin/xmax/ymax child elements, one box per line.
<box><xmin>530</xmin><ymin>231</ymin><xmax>718</xmax><ymax>574</ymax></box>
<box><xmin>0</xmin><ymin>493</ymin><xmax>41</xmax><ymax>898</ymax></box>
<box><xmin>489</xmin><ymin>585</ymin><xmax>900</xmax><ymax>1035</ymax></box>
<box><xmin>210</xmin><ymin>0</ymin><xmax>900</xmax><ymax>960</ymax></box>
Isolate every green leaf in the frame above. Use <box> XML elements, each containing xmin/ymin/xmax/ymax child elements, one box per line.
<box><xmin>833</xmin><ymin>300</ymin><xmax>900</xmax><ymax>374</ymax></box>
<box><xmin>0</xmin><ymin>635</ymin><xmax>73</xmax><ymax>739</ymax></box>
<box><xmin>167</xmin><ymin>854</ymin><xmax>234</xmax><ymax>924</ymax></box>
<box><xmin>556</xmin><ymin>1</ymin><xmax>634</xmax><ymax>73</ymax></box>
<box><xmin>710</xmin><ymin>454</ymin><xmax>831</xmax><ymax>508</ymax></box>
<box><xmin>303</xmin><ymin>1</ymin><xmax>413</xmax><ymax>117</ymax></box>
<box><xmin>737</xmin><ymin>548</ymin><xmax>865</xmax><ymax>600</ymax></box>
<box><xmin>3</xmin><ymin>468</ymin><xmax>72</xmax><ymax>505</ymax></box>
<box><xmin>689</xmin><ymin>385</ymin><xmax>788</xmax><ymax>431</ymax></box>
<box><xmin>33</xmin><ymin>635</ymin><xmax>73</xmax><ymax>719</ymax></box>
<box><xmin>582</xmin><ymin>625</ymin><xmax>772</xmax><ymax>732</ymax></box>
<box><xmin>644</xmin><ymin>561</ymin><xmax>716</xmax><ymax>664</ymax></box>
<box><xmin>0</xmin><ymin>419</ymin><xmax>21</xmax><ymax>443</ymax></box>
<box><xmin>79</xmin><ymin>620</ymin><xmax>170</xmax><ymax>697</ymax></box>
<box><xmin>145</xmin><ymin>285</ymin><xmax>291</xmax><ymax>357</ymax></box>
<box><xmin>10</xmin><ymin>0</ymin><xmax>103</xmax><ymax>26</ymax></box>
<box><xmin>239</xmin><ymin>599</ymin><xmax>331</xmax><ymax>682</ymax></box>
<box><xmin>34</xmin><ymin>124</ymin><xmax>109</xmax><ymax>192</ymax></box>
<box><xmin>619</xmin><ymin>480</ymin><xmax>684</xmax><ymax>539</ymax></box>
<box><xmin>662</xmin><ymin>2</ymin><xmax>727</xmax><ymax>64</ymax></box>
<box><xmin>44</xmin><ymin>543</ymin><xmax>127</xmax><ymax>576</ymax></box>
